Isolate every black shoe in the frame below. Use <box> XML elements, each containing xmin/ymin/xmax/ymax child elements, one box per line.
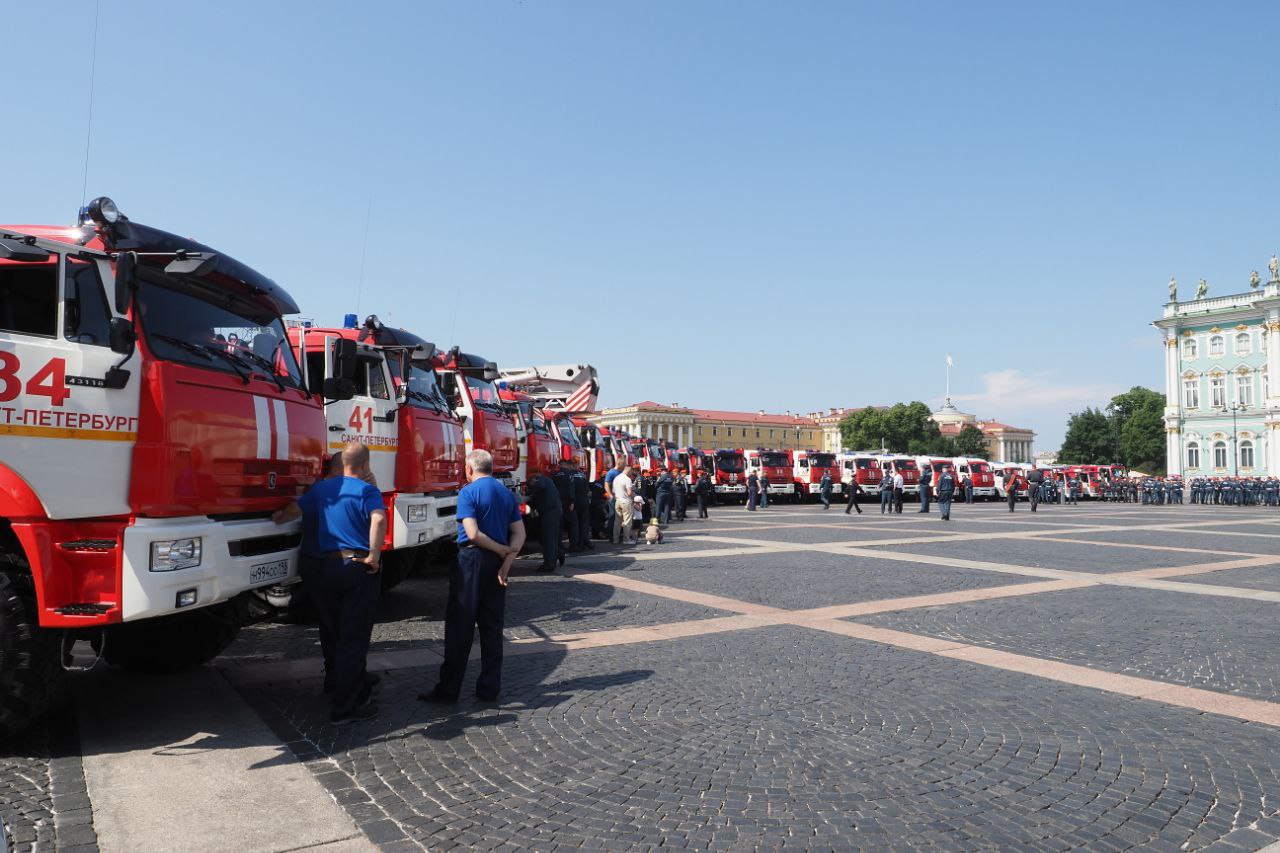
<box><xmin>418</xmin><ymin>688</ymin><xmax>458</xmax><ymax>704</ymax></box>
<box><xmin>356</xmin><ymin>672</ymin><xmax>382</xmax><ymax>706</ymax></box>
<box><xmin>331</xmin><ymin>702</ymin><xmax>378</xmax><ymax>725</ymax></box>
<box><xmin>537</xmin><ymin>566</ymin><xmax>555</xmax><ymax>573</ymax></box>
<box><xmin>557</xmin><ymin>552</ymin><xmax>566</xmax><ymax>566</ymax></box>
<box><xmin>475</xmin><ymin>692</ymin><xmax>499</xmax><ymax>703</ymax></box>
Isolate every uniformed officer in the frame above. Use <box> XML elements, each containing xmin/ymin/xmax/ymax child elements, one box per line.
<box><xmin>844</xmin><ymin>478</ymin><xmax>864</xmax><ymax>514</ymax></box>
<box><xmin>936</xmin><ymin>466</ymin><xmax>956</xmax><ymax>521</ymax></box>
<box><xmin>695</xmin><ymin>471</ymin><xmax>712</xmax><ymax>519</ymax></box>
<box><xmin>1067</xmin><ymin>474</ymin><xmax>1080</xmax><ymax>505</ymax></box>
<box><xmin>879</xmin><ymin>473</ymin><xmax>895</xmax><ymax>514</ymax></box>
<box><xmin>421</xmin><ymin>449</ymin><xmax>525</xmax><ymax>704</ymax></box>
<box><xmin>918</xmin><ymin>467</ymin><xmax>932</xmax><ymax>513</ymax></box>
<box><xmin>655</xmin><ymin>469</ymin><xmax>674</xmax><ymax>524</ymax></box>
<box><xmin>747</xmin><ymin>472</ymin><xmax>760</xmax><ymax>511</ymax></box>
<box><xmin>1027</xmin><ymin>466</ymin><xmax>1043</xmax><ymax>512</ymax></box>
<box><xmin>552</xmin><ymin>461</ymin><xmax>576</xmax><ymax>550</ymax></box>
<box><xmin>526</xmin><ymin>472</ymin><xmax>564</xmax><ymax>573</ymax></box>
<box><xmin>273</xmin><ymin>442</ymin><xmax>386</xmax><ymax>724</ymax></box>
<box><xmin>819</xmin><ymin>470</ymin><xmax>833</xmax><ymax>510</ymax></box>
<box><xmin>759</xmin><ymin>474</ymin><xmax>771</xmax><ymax>509</ymax></box>
<box><xmin>570</xmin><ymin>461</ymin><xmax>592</xmax><ymax>549</ymax></box>
<box><xmin>674</xmin><ymin>471</ymin><xmax>689</xmax><ymax>521</ymax></box>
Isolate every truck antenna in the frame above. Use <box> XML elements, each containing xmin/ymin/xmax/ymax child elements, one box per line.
<box><xmin>80</xmin><ymin>0</ymin><xmax>102</xmax><ymax>207</ymax></box>
<box><xmin>354</xmin><ymin>198</ymin><xmax>372</xmax><ymax>316</ymax></box>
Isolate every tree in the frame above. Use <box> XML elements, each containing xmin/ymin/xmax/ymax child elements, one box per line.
<box><xmin>1058</xmin><ymin>407</ymin><xmax>1113</xmax><ymax>464</ymax></box>
<box><xmin>954</xmin><ymin>424</ymin><xmax>988</xmax><ymax>457</ymax></box>
<box><xmin>839</xmin><ymin>402</ymin><xmax>940</xmax><ymax>453</ymax></box>
<box><xmin>1109</xmin><ymin>387</ymin><xmax>1165</xmax><ymax>474</ymax></box>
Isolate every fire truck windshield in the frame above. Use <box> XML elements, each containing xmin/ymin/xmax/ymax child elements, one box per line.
<box><xmin>808</xmin><ymin>453</ymin><xmax>836</xmax><ymax>468</ymax></box>
<box><xmin>760</xmin><ymin>452</ymin><xmax>788</xmax><ymax>467</ymax></box>
<box><xmin>715</xmin><ymin>455</ymin><xmax>744</xmax><ymax>473</ymax></box>
<box><xmin>557</xmin><ymin>419</ymin><xmax>581</xmax><ymax>446</ymax></box>
<box><xmin>464</xmin><ymin>375</ymin><xmax>503</xmax><ymax>412</ymax></box>
<box><xmin>854</xmin><ymin>459</ymin><xmax>875</xmax><ymax>469</ymax></box>
<box><xmin>386</xmin><ymin>353</ymin><xmax>450</xmax><ymax>412</ymax></box>
<box><xmin>894</xmin><ymin>459</ymin><xmax>917</xmax><ymax>470</ymax></box>
<box><xmin>136</xmin><ymin>274</ymin><xmax>303</xmax><ymax>388</ymax></box>
<box><xmin>649</xmin><ymin>443</ymin><xmax>666</xmax><ymax>461</ymax></box>
<box><xmin>972</xmin><ymin>462</ymin><xmax>991</xmax><ymax>473</ymax></box>
<box><xmin>517</xmin><ymin>403</ymin><xmax>552</xmax><ymax>436</ymax></box>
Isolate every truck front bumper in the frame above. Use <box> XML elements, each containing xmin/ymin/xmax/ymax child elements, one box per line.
<box><xmin>390</xmin><ymin>493</ymin><xmax>459</xmax><ymax>549</ymax></box>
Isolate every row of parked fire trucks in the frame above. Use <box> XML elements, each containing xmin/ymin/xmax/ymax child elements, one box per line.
<box><xmin>0</xmin><ymin>198</ymin><xmax>1134</xmax><ymax>733</ymax></box>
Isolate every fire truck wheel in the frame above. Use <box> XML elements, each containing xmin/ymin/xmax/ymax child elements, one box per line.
<box><xmin>380</xmin><ymin>550</ymin><xmax>415</xmax><ymax>591</ymax></box>
<box><xmin>0</xmin><ymin>558</ymin><xmax>68</xmax><ymax>737</ymax></box>
<box><xmin>103</xmin><ymin>599</ymin><xmax>245</xmax><ymax>673</ymax></box>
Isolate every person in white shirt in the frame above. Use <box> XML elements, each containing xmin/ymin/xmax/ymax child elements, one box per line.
<box><xmin>892</xmin><ymin>471</ymin><xmax>905</xmax><ymax>514</ymax></box>
<box><xmin>611</xmin><ymin>467</ymin><xmax>636</xmax><ymax>544</ymax></box>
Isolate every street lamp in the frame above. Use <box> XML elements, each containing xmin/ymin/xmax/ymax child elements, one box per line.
<box><xmin>1224</xmin><ymin>402</ymin><xmax>1244</xmax><ymax>476</ymax></box>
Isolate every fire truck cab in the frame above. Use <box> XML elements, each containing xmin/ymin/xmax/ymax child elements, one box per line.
<box><xmin>952</xmin><ymin>457</ymin><xmax>997</xmax><ymax>499</ymax></box>
<box><xmin>288</xmin><ymin>315</ymin><xmax>465</xmax><ymax>586</ymax></box>
<box><xmin>744</xmin><ymin>449</ymin><xmax>794</xmax><ymax>497</ymax></box>
<box><xmin>572</xmin><ymin>419</ymin><xmax>614</xmax><ymax>482</ymax></box>
<box><xmin>710</xmin><ymin>449</ymin><xmax>746</xmax><ymax>498</ymax></box>
<box><xmin>501</xmin><ymin>388</ymin><xmax>560</xmax><ymax>489</ymax></box>
<box><xmin>838</xmin><ymin>452</ymin><xmax>883</xmax><ymax>498</ymax></box>
<box><xmin>876</xmin><ymin>454</ymin><xmax>920</xmax><ymax>497</ymax></box>
<box><xmin>0</xmin><ymin>198</ymin><xmax>332</xmax><ymax>733</ymax></box>
<box><xmin>793</xmin><ymin>450</ymin><xmax>843</xmax><ymax>499</ymax></box>
<box><xmin>631</xmin><ymin>438</ymin><xmax>667</xmax><ymax>474</ymax></box>
<box><xmin>433</xmin><ymin>347</ymin><xmax>520</xmax><ymax>491</ymax></box>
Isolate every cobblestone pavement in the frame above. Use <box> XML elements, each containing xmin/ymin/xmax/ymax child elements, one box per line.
<box><xmin>0</xmin><ymin>712</ymin><xmax>97</xmax><ymax>853</ymax></box>
<box><xmin>17</xmin><ymin>501</ymin><xmax>1280</xmax><ymax>851</ymax></box>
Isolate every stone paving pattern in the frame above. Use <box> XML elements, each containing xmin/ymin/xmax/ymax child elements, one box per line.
<box><xmin>0</xmin><ymin>712</ymin><xmax>97</xmax><ymax>853</ymax></box>
<box><xmin>12</xmin><ymin>501</ymin><xmax>1280</xmax><ymax>850</ymax></box>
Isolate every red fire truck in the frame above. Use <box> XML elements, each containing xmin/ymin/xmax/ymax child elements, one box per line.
<box><xmin>792</xmin><ymin>451</ymin><xmax>843</xmax><ymax>500</ymax></box>
<box><xmin>744</xmin><ymin>449</ymin><xmax>794</xmax><ymax>500</ymax></box>
<box><xmin>548</xmin><ymin>411</ymin><xmax>591</xmax><ymax>473</ymax></box>
<box><xmin>500</xmin><ymin>388</ymin><xmax>560</xmax><ymax>489</ymax></box>
<box><xmin>876</xmin><ymin>454</ymin><xmax>921</xmax><ymax>497</ymax></box>
<box><xmin>631</xmin><ymin>438</ymin><xmax>668</xmax><ymax>474</ymax></box>
<box><xmin>710</xmin><ymin>449</ymin><xmax>747</xmax><ymax>499</ymax></box>
<box><xmin>952</xmin><ymin>457</ymin><xmax>997</xmax><ymax>499</ymax></box>
<box><xmin>838</xmin><ymin>452</ymin><xmax>883</xmax><ymax>502</ymax></box>
<box><xmin>0</xmin><ymin>198</ymin><xmax>333</xmax><ymax>733</ymax></box>
<box><xmin>433</xmin><ymin>347</ymin><xmax>520</xmax><ymax>491</ymax></box>
<box><xmin>674</xmin><ymin>447</ymin><xmax>709</xmax><ymax>479</ymax></box>
<box><xmin>571</xmin><ymin>418</ymin><xmax>615</xmax><ymax>482</ymax></box>
<box><xmin>287</xmin><ymin>315</ymin><xmax>465</xmax><ymax>587</ymax></box>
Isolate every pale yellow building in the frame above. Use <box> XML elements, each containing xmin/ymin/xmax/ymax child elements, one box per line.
<box><xmin>591</xmin><ymin>402</ymin><xmax>823</xmax><ymax>450</ymax></box>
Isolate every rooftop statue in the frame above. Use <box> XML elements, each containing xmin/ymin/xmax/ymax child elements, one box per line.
<box><xmin>1195</xmin><ymin>279</ymin><xmax>1208</xmax><ymax>300</ymax></box>
<box><xmin>1270</xmin><ymin>254</ymin><xmax>1279</xmax><ymax>283</ymax></box>
<box><xmin>1251</xmin><ymin>270</ymin><xmax>1262</xmax><ymax>289</ymax></box>
<box><xmin>1168</xmin><ymin>275</ymin><xmax>1177</xmax><ymax>301</ymax></box>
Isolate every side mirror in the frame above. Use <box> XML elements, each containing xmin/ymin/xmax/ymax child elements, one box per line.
<box><xmin>323</xmin><ymin>377</ymin><xmax>355</xmax><ymax>400</ymax></box>
<box><xmin>482</xmin><ymin>361</ymin><xmax>500</xmax><ymax>382</ymax></box>
<box><xmin>440</xmin><ymin>371</ymin><xmax>458</xmax><ymax>400</ymax></box>
<box><xmin>114</xmin><ymin>251</ymin><xmax>137</xmax><ymax>314</ymax></box>
<box><xmin>0</xmin><ymin>238</ymin><xmax>50</xmax><ymax>263</ymax></box>
<box><xmin>108</xmin><ymin>317</ymin><xmax>136</xmax><ymax>355</ymax></box>
<box><xmin>332</xmin><ymin>338</ymin><xmax>357</xmax><ymax>380</ymax></box>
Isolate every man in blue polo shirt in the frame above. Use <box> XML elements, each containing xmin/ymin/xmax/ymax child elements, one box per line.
<box><xmin>420</xmin><ymin>449</ymin><xmax>525</xmax><ymax>704</ymax></box>
<box><xmin>274</xmin><ymin>442</ymin><xmax>386</xmax><ymax>724</ymax></box>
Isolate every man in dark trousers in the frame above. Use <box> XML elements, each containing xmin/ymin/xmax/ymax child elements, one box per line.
<box><xmin>962</xmin><ymin>473</ymin><xmax>974</xmax><ymax>504</ymax></box>
<box><xmin>879</xmin><ymin>474</ymin><xmax>894</xmax><ymax>514</ymax></box>
<box><xmin>747</xmin><ymin>472</ymin><xmax>760</xmax><ymax>511</ymax></box>
<box><xmin>1027</xmin><ymin>465</ymin><xmax>1044</xmax><ymax>512</ymax></box>
<box><xmin>759</xmin><ymin>474</ymin><xmax>771</xmax><ymax>509</ymax></box>
<box><xmin>273</xmin><ymin>442</ymin><xmax>386</xmax><ymax>725</ymax></box>
<box><xmin>918</xmin><ymin>467</ymin><xmax>932</xmax><ymax>513</ymax></box>
<box><xmin>1006</xmin><ymin>471</ymin><xmax>1021</xmax><ymax>512</ymax></box>
<box><xmin>936</xmin><ymin>465</ymin><xmax>956</xmax><ymax>521</ymax></box>
<box><xmin>844</xmin><ymin>478</ymin><xmax>863</xmax><ymax>514</ymax></box>
<box><xmin>695</xmin><ymin>471</ymin><xmax>713</xmax><ymax>518</ymax></box>
<box><xmin>819</xmin><ymin>470</ymin><xmax>833</xmax><ymax>509</ymax></box>
<box><xmin>674</xmin><ymin>471</ymin><xmax>689</xmax><ymax>521</ymax></box>
<box><xmin>526</xmin><ymin>472</ymin><xmax>565</xmax><ymax>573</ymax></box>
<box><xmin>421</xmin><ymin>449</ymin><xmax>525</xmax><ymax>704</ymax></box>
<box><xmin>571</xmin><ymin>460</ymin><xmax>592</xmax><ymax>549</ymax></box>
<box><xmin>553</xmin><ymin>461</ymin><xmax>578</xmax><ymax>551</ymax></box>
<box><xmin>654</xmin><ymin>469</ymin><xmax>674</xmax><ymax>524</ymax></box>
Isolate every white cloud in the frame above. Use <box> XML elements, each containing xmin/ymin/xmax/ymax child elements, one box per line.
<box><xmin>949</xmin><ymin>369</ymin><xmax>1125</xmax><ymax>445</ymax></box>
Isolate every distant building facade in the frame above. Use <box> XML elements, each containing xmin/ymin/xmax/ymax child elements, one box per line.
<box><xmin>931</xmin><ymin>399</ymin><xmax>1036</xmax><ymax>463</ymax></box>
<box><xmin>591</xmin><ymin>402</ymin><xmax>822</xmax><ymax>450</ymax></box>
<box><xmin>1153</xmin><ymin>268</ymin><xmax>1280</xmax><ymax>477</ymax></box>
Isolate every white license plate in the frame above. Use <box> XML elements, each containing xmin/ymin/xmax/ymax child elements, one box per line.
<box><xmin>250</xmin><ymin>559</ymin><xmax>289</xmax><ymax>585</ymax></box>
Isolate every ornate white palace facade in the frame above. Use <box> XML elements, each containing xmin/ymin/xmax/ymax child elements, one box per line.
<box><xmin>1154</xmin><ymin>261</ymin><xmax>1280</xmax><ymax>477</ymax></box>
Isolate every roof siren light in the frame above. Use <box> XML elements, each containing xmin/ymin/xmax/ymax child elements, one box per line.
<box><xmin>80</xmin><ymin>196</ymin><xmax>124</xmax><ymax>227</ymax></box>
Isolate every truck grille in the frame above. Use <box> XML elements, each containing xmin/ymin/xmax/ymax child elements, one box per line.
<box><xmin>58</xmin><ymin>539</ymin><xmax>116</xmax><ymax>552</ymax></box>
<box><xmin>228</xmin><ymin>532</ymin><xmax>301</xmax><ymax>558</ymax></box>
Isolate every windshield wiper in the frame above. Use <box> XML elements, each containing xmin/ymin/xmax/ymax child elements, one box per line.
<box><xmin>152</xmin><ymin>334</ymin><xmax>215</xmax><ymax>361</ymax></box>
<box><xmin>194</xmin><ymin>344</ymin><xmax>254</xmax><ymax>385</ymax></box>
<box><xmin>232</xmin><ymin>343</ymin><xmax>288</xmax><ymax>393</ymax></box>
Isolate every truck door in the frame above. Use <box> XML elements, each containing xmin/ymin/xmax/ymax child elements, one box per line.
<box><xmin>0</xmin><ymin>251</ymin><xmax>141</xmax><ymax>519</ymax></box>
<box><xmin>329</xmin><ymin>345</ymin><xmax>397</xmax><ymax>489</ymax></box>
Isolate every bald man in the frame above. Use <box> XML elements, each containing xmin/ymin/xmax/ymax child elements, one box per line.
<box><xmin>275</xmin><ymin>442</ymin><xmax>387</xmax><ymax>724</ymax></box>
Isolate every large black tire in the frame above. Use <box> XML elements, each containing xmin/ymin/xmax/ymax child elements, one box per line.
<box><xmin>380</xmin><ymin>549</ymin><xmax>415</xmax><ymax>591</ymax></box>
<box><xmin>0</xmin><ymin>558</ymin><xmax>67</xmax><ymax>737</ymax></box>
<box><xmin>104</xmin><ymin>598</ymin><xmax>245</xmax><ymax>673</ymax></box>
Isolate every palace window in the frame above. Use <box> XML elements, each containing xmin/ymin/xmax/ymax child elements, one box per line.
<box><xmin>1210</xmin><ymin>375</ymin><xmax>1226</xmax><ymax>408</ymax></box>
<box><xmin>1241</xmin><ymin>440</ymin><xmax>1255</xmax><ymax>469</ymax></box>
<box><xmin>1186</xmin><ymin>442</ymin><xmax>1200</xmax><ymax>469</ymax></box>
<box><xmin>1265</xmin><ymin>370</ymin><xmax>1270</xmax><ymax>401</ymax></box>
<box><xmin>1182</xmin><ymin>378</ymin><xmax>1199</xmax><ymax>409</ymax></box>
<box><xmin>1209</xmin><ymin>335</ymin><xmax>1225</xmax><ymax>357</ymax></box>
<box><xmin>1213</xmin><ymin>441</ymin><xmax>1228</xmax><ymax>469</ymax></box>
<box><xmin>1183</xmin><ymin>338</ymin><xmax>1198</xmax><ymax>359</ymax></box>
<box><xmin>711</xmin><ymin>427</ymin><xmax>717</xmax><ymax>437</ymax></box>
<box><xmin>1236</xmin><ymin>331</ymin><xmax>1252</xmax><ymax>356</ymax></box>
<box><xmin>1237</xmin><ymin>374</ymin><xmax>1253</xmax><ymax>407</ymax></box>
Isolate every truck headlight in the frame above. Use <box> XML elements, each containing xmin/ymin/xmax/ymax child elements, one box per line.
<box><xmin>406</xmin><ymin>505</ymin><xmax>429</xmax><ymax>522</ymax></box>
<box><xmin>150</xmin><ymin>538</ymin><xmax>201</xmax><ymax>572</ymax></box>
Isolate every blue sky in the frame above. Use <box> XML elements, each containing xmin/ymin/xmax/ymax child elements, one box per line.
<box><xmin>5</xmin><ymin>1</ymin><xmax>1279</xmax><ymax>449</ymax></box>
